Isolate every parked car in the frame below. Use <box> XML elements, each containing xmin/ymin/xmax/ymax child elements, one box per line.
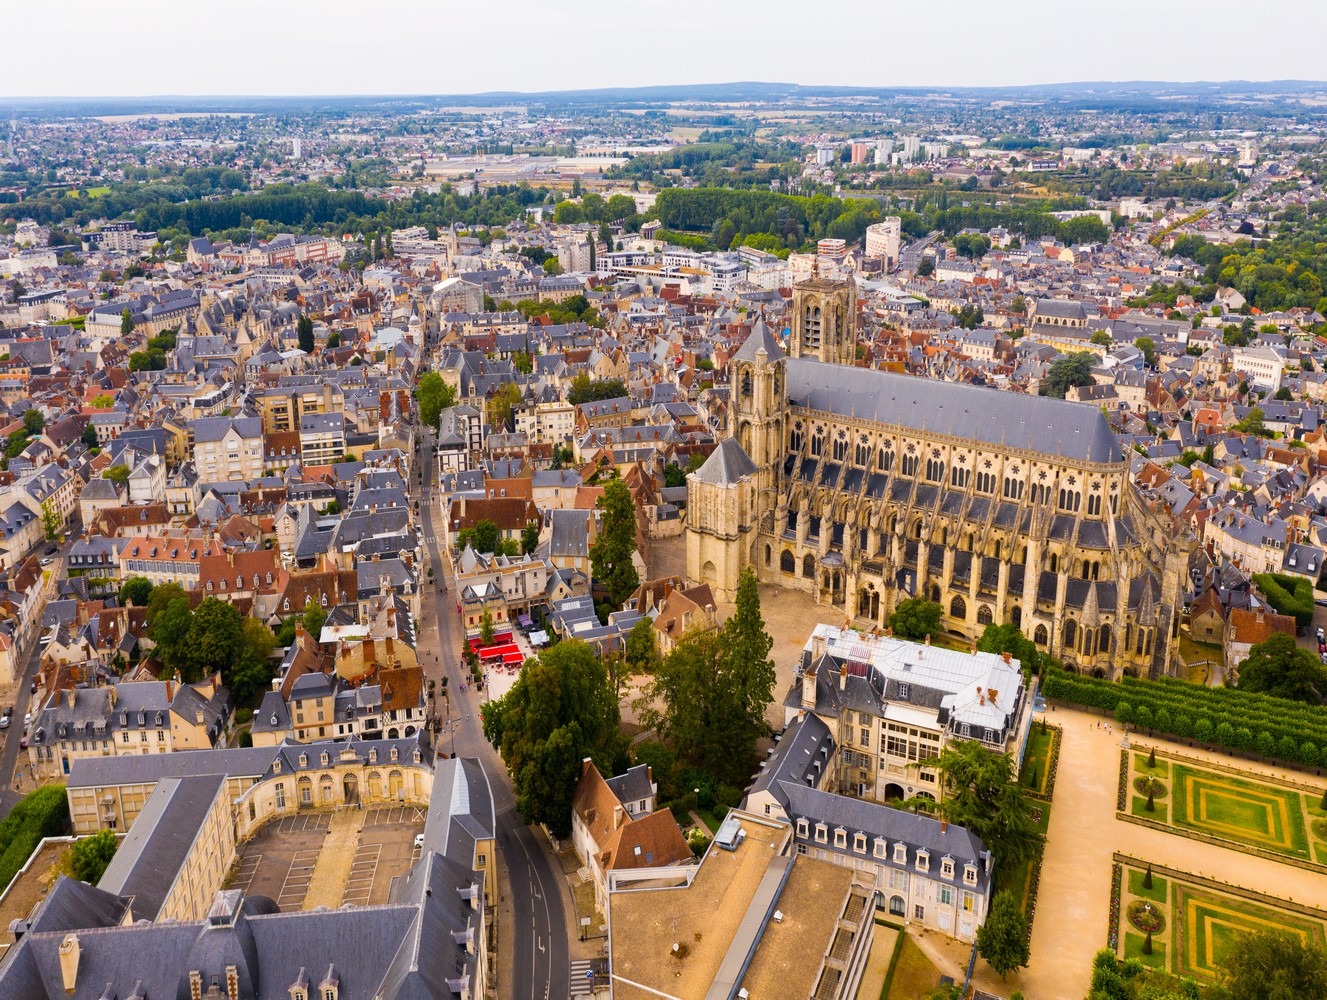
<box><xmin>18</xmin><ymin>736</ymin><xmax>26</xmax><ymax>750</ymax></box>
<box><xmin>0</xmin><ymin>716</ymin><xmax>8</xmax><ymax>730</ymax></box>
<box><xmin>2</xmin><ymin>706</ymin><xmax>11</xmax><ymax>718</ymax></box>
<box><xmin>22</xmin><ymin>712</ymin><xmax>32</xmax><ymax>727</ymax></box>
<box><xmin>413</xmin><ymin>833</ymin><xmax>426</xmax><ymax>851</ymax></box>
<box><xmin>44</xmin><ymin>544</ymin><xmax>57</xmax><ymax>556</ymax></box>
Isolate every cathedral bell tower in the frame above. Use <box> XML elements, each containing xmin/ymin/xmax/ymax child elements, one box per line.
<box><xmin>789</xmin><ymin>266</ymin><xmax>856</xmax><ymax>366</ymax></box>
<box><xmin>728</xmin><ymin>316</ymin><xmax>787</xmax><ymax>479</ymax></box>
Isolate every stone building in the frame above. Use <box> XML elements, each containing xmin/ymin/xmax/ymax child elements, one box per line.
<box><xmin>686</xmin><ymin>275</ymin><xmax>1192</xmax><ymax>678</ymax></box>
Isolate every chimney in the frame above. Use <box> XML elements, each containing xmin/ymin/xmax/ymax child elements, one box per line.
<box><xmin>196</xmin><ymin>710</ymin><xmax>205</xmax><ymax>726</ymax></box>
<box><xmin>801</xmin><ymin>664</ymin><xmax>818</xmax><ymax>711</ymax></box>
<box><xmin>940</xmin><ymin>817</ymin><xmax>948</xmax><ymax>834</ymax></box>
<box><xmin>811</xmin><ymin>631</ymin><xmax>826</xmax><ymax>662</ymax></box>
<box><xmin>613</xmin><ymin>805</ymin><xmax>624</xmax><ymax>830</ymax></box>
<box><xmin>924</xmin><ymin>634</ymin><xmax>932</xmax><ymax>646</ymax></box>
<box><xmin>59</xmin><ymin>934</ymin><xmax>80</xmax><ymax>994</ymax></box>
<box><xmin>839</xmin><ymin>664</ymin><xmax>848</xmax><ymax>690</ymax></box>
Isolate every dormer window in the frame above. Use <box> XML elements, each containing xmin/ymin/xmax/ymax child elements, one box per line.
<box><xmin>369</xmin><ymin>748</ymin><xmax>377</xmax><ymax>763</ymax></box>
<box><xmin>274</xmin><ymin>758</ymin><xmax>281</xmax><ymax>774</ymax></box>
<box><xmin>814</xmin><ymin>822</ymin><xmax>828</xmax><ymax>844</ymax></box>
<box><xmin>853</xmin><ymin>833</ymin><xmax>867</xmax><ymax>854</ymax></box>
<box><xmin>796</xmin><ymin>818</ymin><xmax>809</xmax><ymax>839</ymax></box>
<box><xmin>298</xmin><ymin>753</ymin><xmax>308</xmax><ymax>767</ymax></box>
<box><xmin>390</xmin><ymin>746</ymin><xmax>399</xmax><ymax>762</ymax></box>
<box><xmin>894</xmin><ymin>842</ymin><xmax>907</xmax><ymax>864</ymax></box>
<box><xmin>874</xmin><ymin>837</ymin><xmax>887</xmax><ymax>858</ymax></box>
<box><xmin>320</xmin><ymin>751</ymin><xmax>329</xmax><ymax>766</ymax></box>
<box><xmin>833</xmin><ymin>828</ymin><xmax>847</xmax><ymax>849</ymax></box>
<box><xmin>916</xmin><ymin>849</ymin><xmax>929</xmax><ymax>872</ymax></box>
<box><xmin>942</xmin><ymin>858</ymin><xmax>954</xmax><ymax>879</ymax></box>
<box><xmin>964</xmin><ymin>864</ymin><xmax>978</xmax><ymax>885</ymax></box>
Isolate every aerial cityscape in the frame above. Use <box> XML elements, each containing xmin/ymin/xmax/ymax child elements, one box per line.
<box><xmin>2</xmin><ymin>17</ymin><xmax>1327</xmax><ymax>1000</ymax></box>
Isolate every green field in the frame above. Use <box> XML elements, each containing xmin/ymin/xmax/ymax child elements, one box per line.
<box><xmin>1019</xmin><ymin>726</ymin><xmax>1053</xmax><ymax>794</ymax></box>
<box><xmin>1169</xmin><ymin>762</ymin><xmax>1310</xmax><ymax>859</ymax></box>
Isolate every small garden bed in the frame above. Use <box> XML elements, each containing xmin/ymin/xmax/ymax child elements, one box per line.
<box><xmin>1128</xmin><ymin>898</ymin><xmax>1166</xmax><ymax>933</ymax></box>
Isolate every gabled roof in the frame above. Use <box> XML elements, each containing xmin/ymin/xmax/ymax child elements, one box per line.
<box><xmin>690</xmin><ymin>436</ymin><xmax>757</xmax><ymax>486</ymax></box>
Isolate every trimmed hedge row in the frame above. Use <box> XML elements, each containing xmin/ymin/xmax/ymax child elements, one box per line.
<box><xmin>1251</xmin><ymin>572</ymin><xmax>1315</xmax><ymax>628</ymax></box>
<box><xmin>1043</xmin><ymin>668</ymin><xmax>1327</xmax><ymax>768</ymax></box>
<box><xmin>0</xmin><ymin>784</ymin><xmax>69</xmax><ymax>892</ymax></box>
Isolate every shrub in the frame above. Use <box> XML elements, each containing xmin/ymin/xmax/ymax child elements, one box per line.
<box><xmin>0</xmin><ymin>785</ymin><xmax>69</xmax><ymax>891</ymax></box>
<box><xmin>1251</xmin><ymin>572</ymin><xmax>1315</xmax><ymax>628</ymax></box>
<box><xmin>1115</xmin><ymin>701</ymin><xmax>1133</xmax><ymax>726</ymax></box>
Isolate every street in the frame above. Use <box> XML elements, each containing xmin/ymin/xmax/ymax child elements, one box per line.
<box><xmin>415</xmin><ymin>412</ymin><xmax>571</xmax><ymax>1000</ymax></box>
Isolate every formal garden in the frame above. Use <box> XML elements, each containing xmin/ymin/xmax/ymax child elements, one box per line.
<box><xmin>1121</xmin><ymin>748</ymin><xmax>1327</xmax><ymax>866</ymax></box>
<box><xmin>1110</xmin><ymin>855</ymin><xmax>1327</xmax><ymax>984</ymax></box>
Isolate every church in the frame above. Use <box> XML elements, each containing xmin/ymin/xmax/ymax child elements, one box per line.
<box><xmin>686</xmin><ymin>273</ymin><xmax>1192</xmax><ymax>679</ymax></box>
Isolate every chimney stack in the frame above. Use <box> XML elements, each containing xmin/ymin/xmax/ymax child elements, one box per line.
<box><xmin>1001</xmin><ymin>651</ymin><xmax>1011</xmax><ymax>664</ymax></box>
<box><xmin>924</xmin><ymin>634</ymin><xmax>931</xmax><ymax>646</ymax></box>
<box><xmin>58</xmin><ymin>934</ymin><xmax>80</xmax><ymax>994</ymax></box>
<box><xmin>839</xmin><ymin>664</ymin><xmax>848</xmax><ymax>690</ymax></box>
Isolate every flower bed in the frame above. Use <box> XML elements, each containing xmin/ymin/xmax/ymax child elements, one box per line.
<box><xmin>1128</xmin><ymin>898</ymin><xmax>1166</xmax><ymax>933</ymax></box>
<box><xmin>1133</xmin><ymin>776</ymin><xmax>1168</xmax><ymax>798</ymax></box>
<box><xmin>1108</xmin><ymin>860</ymin><xmax>1123</xmax><ymax>951</ymax></box>
<box><xmin>1118</xmin><ymin>751</ymin><xmax>1129</xmax><ymax>811</ymax></box>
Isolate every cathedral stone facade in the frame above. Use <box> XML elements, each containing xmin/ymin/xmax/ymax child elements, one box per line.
<box><xmin>687</xmin><ymin>275</ymin><xmax>1192</xmax><ymax>679</ymax></box>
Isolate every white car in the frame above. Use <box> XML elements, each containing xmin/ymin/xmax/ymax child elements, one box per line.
<box><xmin>413</xmin><ymin>833</ymin><xmax>426</xmax><ymax>851</ymax></box>
<box><xmin>23</xmin><ymin>712</ymin><xmax>32</xmax><ymax>727</ymax></box>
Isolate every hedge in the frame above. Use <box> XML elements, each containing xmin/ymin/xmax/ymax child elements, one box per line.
<box><xmin>1043</xmin><ymin>668</ymin><xmax>1327</xmax><ymax>768</ymax></box>
<box><xmin>0</xmin><ymin>784</ymin><xmax>69</xmax><ymax>892</ymax></box>
<box><xmin>1251</xmin><ymin>572</ymin><xmax>1315</xmax><ymax>628</ymax></box>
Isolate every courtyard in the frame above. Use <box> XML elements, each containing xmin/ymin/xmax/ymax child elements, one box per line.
<box><xmin>225</xmin><ymin>805</ymin><xmax>425</xmax><ymax>911</ymax></box>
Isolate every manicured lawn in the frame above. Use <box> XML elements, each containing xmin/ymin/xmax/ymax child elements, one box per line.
<box><xmin>1116</xmin><ymin>863</ymin><xmax>1327</xmax><ymax>983</ymax></box>
<box><xmin>1131</xmin><ymin>795</ymin><xmax>1167</xmax><ymax>821</ymax></box>
<box><xmin>1128</xmin><ymin>869</ymin><xmax>1167</xmax><ymax>903</ymax></box>
<box><xmin>1020</xmin><ymin>727</ymin><xmax>1053</xmax><ymax>794</ymax></box>
<box><xmin>1133</xmin><ymin>753</ymin><xmax>1169</xmax><ymax>778</ymax></box>
<box><xmin>885</xmin><ymin>934</ymin><xmax>942</xmax><ymax>1000</ymax></box>
<box><xmin>1169</xmin><ymin>762</ymin><xmax>1310</xmax><ymax>859</ymax></box>
<box><xmin>997</xmin><ymin>793</ymin><xmax>1050</xmax><ymax>915</ymax></box>
<box><xmin>1124</xmin><ymin>931</ymin><xmax>1165</xmax><ymax>969</ymax></box>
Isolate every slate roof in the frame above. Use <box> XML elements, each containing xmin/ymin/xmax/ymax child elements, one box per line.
<box><xmin>691</xmin><ymin>436</ymin><xmax>757</xmax><ymax>485</ymax></box>
<box><xmin>785</xmin><ymin>359</ymin><xmax>1121</xmax><ymax>464</ymax></box>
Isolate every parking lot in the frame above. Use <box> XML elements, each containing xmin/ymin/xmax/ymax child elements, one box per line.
<box><xmin>227</xmin><ymin>808</ymin><xmax>425</xmax><ymax>912</ymax></box>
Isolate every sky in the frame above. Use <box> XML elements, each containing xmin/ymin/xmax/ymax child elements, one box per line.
<box><xmin>4</xmin><ymin>1</ymin><xmax>1327</xmax><ymax>97</ymax></box>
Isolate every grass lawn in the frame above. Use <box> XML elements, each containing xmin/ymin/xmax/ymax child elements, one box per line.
<box><xmin>1131</xmin><ymin>795</ymin><xmax>1167</xmax><ymax>821</ymax></box>
<box><xmin>1172</xmin><ymin>882</ymin><xmax>1327</xmax><ymax>982</ymax></box>
<box><xmin>1124</xmin><ymin>931</ymin><xmax>1166</xmax><ymax>969</ymax></box>
<box><xmin>1178</xmin><ymin>633</ymin><xmax>1223</xmax><ymax>679</ymax></box>
<box><xmin>996</xmin><ymin>793</ymin><xmax>1051</xmax><ymax>914</ymax></box>
<box><xmin>1019</xmin><ymin>726</ymin><xmax>1053</xmax><ymax>793</ymax></box>
<box><xmin>1134</xmin><ymin>753</ymin><xmax>1169</xmax><ymax>778</ymax></box>
<box><xmin>1170</xmin><ymin>762</ymin><xmax>1310</xmax><ymax>859</ymax></box>
<box><xmin>696</xmin><ymin>808</ymin><xmax>723</xmax><ymax>836</ymax></box>
<box><xmin>1128</xmin><ymin>869</ymin><xmax>1168</xmax><ymax>903</ymax></box>
<box><xmin>885</xmin><ymin>934</ymin><xmax>942</xmax><ymax>1000</ymax></box>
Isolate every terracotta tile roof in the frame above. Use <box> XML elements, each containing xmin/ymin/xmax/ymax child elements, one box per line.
<box><xmin>1226</xmin><ymin>607</ymin><xmax>1295</xmax><ymax>645</ymax></box>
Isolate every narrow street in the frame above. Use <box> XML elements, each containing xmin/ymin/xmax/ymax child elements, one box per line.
<box><xmin>415</xmin><ymin>412</ymin><xmax>571</xmax><ymax>1000</ymax></box>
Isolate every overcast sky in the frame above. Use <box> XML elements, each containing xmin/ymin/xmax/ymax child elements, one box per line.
<box><xmin>4</xmin><ymin>1</ymin><xmax>1325</xmax><ymax>97</ymax></box>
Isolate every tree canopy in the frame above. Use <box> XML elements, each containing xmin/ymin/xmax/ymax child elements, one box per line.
<box><xmin>977</xmin><ymin>889</ymin><xmax>1030</xmax><ymax>979</ymax></box>
<box><xmin>415</xmin><ymin>371</ymin><xmax>456</xmax><ymax>427</ymax></box>
<box><xmin>1237</xmin><ymin>633</ymin><xmax>1327</xmax><ymax>705</ymax></box>
<box><xmin>68</xmin><ymin>830</ymin><xmax>118</xmax><ymax>884</ymax></box>
<box><xmin>888</xmin><ymin>597</ymin><xmax>943</xmax><ymax>641</ymax></box>
<box><xmin>925</xmin><ymin>739</ymin><xmax>1041</xmax><ymax>870</ymax></box>
<box><xmin>977</xmin><ymin>623</ymin><xmax>1042</xmax><ymax>677</ymax></box>
<box><xmin>1042</xmin><ymin>351</ymin><xmax>1097</xmax><ymax>398</ymax></box>
<box><xmin>481</xmin><ymin>640</ymin><xmax>624</xmax><ymax>833</ymax></box>
<box><xmin>591</xmin><ymin>480</ymin><xmax>639</xmax><ymax>608</ymax></box>
<box><xmin>567</xmin><ymin>375</ymin><xmax>629</xmax><ymax>406</ymax></box>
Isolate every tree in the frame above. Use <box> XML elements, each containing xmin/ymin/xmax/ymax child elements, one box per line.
<box><xmin>888</xmin><ymin>597</ymin><xmax>943</xmax><ymax>641</ymax></box>
<box><xmin>663</xmin><ymin>463</ymin><xmax>686</xmax><ymax>488</ymax></box>
<box><xmin>917</xmin><ymin>257</ymin><xmax>935</xmax><ymax>277</ymax></box>
<box><xmin>1042</xmin><ymin>351</ymin><xmax>1097</xmax><ymax>398</ymax></box>
<box><xmin>300</xmin><ymin>599</ymin><xmax>328</xmax><ymax>640</ymax></box>
<box><xmin>976</xmin><ymin>622</ymin><xmax>1041</xmax><ymax>676</ymax></box>
<box><xmin>40</xmin><ymin>498</ymin><xmax>60</xmax><ymax>542</ymax></box>
<box><xmin>1235</xmin><ymin>406</ymin><xmax>1268</xmax><ymax>437</ymax></box>
<box><xmin>591</xmin><ymin>480</ymin><xmax>639</xmax><ymax>608</ymax></box>
<box><xmin>68</xmin><ymin>830</ymin><xmax>118</xmax><ymax>884</ymax></box>
<box><xmin>724</xmin><ymin>568</ymin><xmax>776</xmax><ymax>735</ymax></box>
<box><xmin>521</xmin><ymin>522</ymin><xmax>540</xmax><ymax>556</ymax></box>
<box><xmin>103</xmin><ymin>464</ymin><xmax>131</xmax><ymax>487</ymax></box>
<box><xmin>480</xmin><ymin>609</ymin><xmax>496</xmax><ymax>647</ymax></box>
<box><xmin>486</xmin><ymin>382</ymin><xmax>522</xmax><ymax>430</ymax></box>
<box><xmin>120</xmin><ymin>308</ymin><xmax>134</xmax><ymax>335</ymax></box>
<box><xmin>1010</xmin><ymin>294</ymin><xmax>1027</xmax><ymax>315</ymax></box>
<box><xmin>415</xmin><ymin>371</ymin><xmax>456</xmax><ymax>427</ymax></box>
<box><xmin>1133</xmin><ymin>336</ymin><xmax>1156</xmax><ymax>366</ymax></box>
<box><xmin>81</xmin><ymin>423</ymin><xmax>99</xmax><ymax>450</ymax></box>
<box><xmin>567</xmin><ymin>375</ymin><xmax>629</xmax><ymax>406</ymax></box>
<box><xmin>458</xmin><ymin>519</ymin><xmax>501</xmax><ymax>554</ymax></box>
<box><xmin>951</xmin><ymin>303</ymin><xmax>984</xmax><ymax>329</ymax></box>
<box><xmin>326</xmin><ymin>331</ymin><xmax>341</xmax><ymax>349</ymax></box>
<box><xmin>978</xmin><ymin>890</ymin><xmax>1030</xmax><ymax>979</ymax></box>
<box><xmin>183</xmin><ymin>598</ymin><xmax>245</xmax><ymax>683</ymax></box>
<box><xmin>926</xmin><ymin>739</ymin><xmax>1041</xmax><ymax>869</ymax></box>
<box><xmin>119</xmin><ymin>576</ymin><xmax>154</xmax><ymax>608</ymax></box>
<box><xmin>481</xmin><ymin>640</ymin><xmax>623</xmax><ymax>833</ymax></box>
<box><xmin>1214</xmin><ymin>929</ymin><xmax>1327</xmax><ymax>1000</ymax></box>
<box><xmin>624</xmin><ymin>616</ymin><xmax>660</xmax><ymax>677</ymax></box>
<box><xmin>146</xmin><ymin>583</ymin><xmax>192</xmax><ymax>673</ymax></box>
<box><xmin>1237</xmin><ymin>633</ymin><xmax>1327</xmax><ymax>705</ymax></box>
<box><xmin>297</xmin><ymin>314</ymin><xmax>315</xmax><ymax>354</ymax></box>
<box><xmin>23</xmin><ymin>409</ymin><xmax>44</xmax><ymax>437</ymax></box>
<box><xmin>1090</xmin><ymin>330</ymin><xmax>1112</xmax><ymax>346</ymax></box>
<box><xmin>229</xmin><ymin>618</ymin><xmax>277</xmax><ymax>705</ymax></box>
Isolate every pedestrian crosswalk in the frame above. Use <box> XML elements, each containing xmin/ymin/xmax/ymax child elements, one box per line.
<box><xmin>570</xmin><ymin>960</ymin><xmax>598</xmax><ymax>996</ymax></box>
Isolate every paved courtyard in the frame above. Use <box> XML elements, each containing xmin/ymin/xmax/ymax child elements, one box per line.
<box><xmin>227</xmin><ymin>807</ymin><xmax>425</xmax><ymax>913</ymax></box>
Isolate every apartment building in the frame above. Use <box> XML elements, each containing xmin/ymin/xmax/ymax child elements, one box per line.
<box><xmin>192</xmin><ymin>415</ymin><xmax>264</xmax><ymax>482</ymax></box>
<box><xmin>299</xmin><ymin>411</ymin><xmax>347</xmax><ymax>465</ymax></box>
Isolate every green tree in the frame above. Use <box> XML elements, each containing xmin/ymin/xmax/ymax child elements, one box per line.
<box><xmin>23</xmin><ymin>409</ymin><xmax>44</xmax><ymax>437</ymax></box>
<box><xmin>978</xmin><ymin>889</ymin><xmax>1030</xmax><ymax>979</ymax></box>
<box><xmin>925</xmin><ymin>739</ymin><xmax>1041</xmax><ymax>870</ymax></box>
<box><xmin>1235</xmin><ymin>406</ymin><xmax>1268</xmax><ymax>437</ymax></box>
<box><xmin>480</xmin><ymin>608</ymin><xmax>496</xmax><ymax>647</ymax></box>
<box><xmin>1135</xmin><ymin>336</ymin><xmax>1157</xmax><ymax>366</ymax></box>
<box><xmin>81</xmin><ymin>423</ymin><xmax>99</xmax><ymax>450</ymax></box>
<box><xmin>624</xmin><ymin>616</ymin><xmax>660</xmax><ymax>677</ymax></box>
<box><xmin>183</xmin><ymin>597</ymin><xmax>245</xmax><ymax>683</ymax></box>
<box><xmin>486</xmin><ymin>382</ymin><xmax>522</xmax><ymax>430</ymax></box>
<box><xmin>300</xmin><ymin>599</ymin><xmax>328</xmax><ymax>640</ymax></box>
<box><xmin>663</xmin><ymin>463</ymin><xmax>686</xmax><ymax>488</ymax></box>
<box><xmin>40</xmin><ymin>498</ymin><xmax>60</xmax><ymax>542</ymax></box>
<box><xmin>415</xmin><ymin>371</ymin><xmax>457</xmax><ymax>427</ymax></box>
<box><xmin>1213</xmin><ymin>929</ymin><xmax>1327</xmax><ymax>1000</ymax></box>
<box><xmin>976</xmin><ymin>623</ymin><xmax>1041</xmax><ymax>676</ymax></box>
<box><xmin>521</xmin><ymin>522</ymin><xmax>540</xmax><ymax>556</ymax></box>
<box><xmin>120</xmin><ymin>307</ymin><xmax>134</xmax><ymax>335</ymax></box>
<box><xmin>103</xmin><ymin>464</ymin><xmax>131</xmax><ymax>487</ymax></box>
<box><xmin>146</xmin><ymin>583</ymin><xmax>192</xmax><ymax>673</ymax></box>
<box><xmin>591</xmin><ymin>480</ymin><xmax>639</xmax><ymax>608</ymax></box>
<box><xmin>1090</xmin><ymin>330</ymin><xmax>1112</xmax><ymax>346</ymax></box>
<box><xmin>888</xmin><ymin>597</ymin><xmax>943</xmax><ymax>641</ymax></box>
<box><xmin>326</xmin><ymin>331</ymin><xmax>341</xmax><ymax>349</ymax></box>
<box><xmin>917</xmin><ymin>257</ymin><xmax>935</xmax><ymax>277</ymax></box>
<box><xmin>119</xmin><ymin>576</ymin><xmax>154</xmax><ymax>607</ymax></box>
<box><xmin>297</xmin><ymin>314</ymin><xmax>315</xmax><ymax>354</ymax></box>
<box><xmin>1237</xmin><ymin>633</ymin><xmax>1327</xmax><ymax>705</ymax></box>
<box><xmin>567</xmin><ymin>375</ymin><xmax>629</xmax><ymax>406</ymax></box>
<box><xmin>724</xmin><ymin>567</ymin><xmax>776</xmax><ymax>735</ymax></box>
<box><xmin>458</xmin><ymin>519</ymin><xmax>501</xmax><ymax>554</ymax></box>
<box><xmin>481</xmin><ymin>640</ymin><xmax>623</xmax><ymax>833</ymax></box>
<box><xmin>68</xmin><ymin>830</ymin><xmax>118</xmax><ymax>884</ymax></box>
<box><xmin>1043</xmin><ymin>351</ymin><xmax>1097</xmax><ymax>398</ymax></box>
<box><xmin>951</xmin><ymin>303</ymin><xmax>984</xmax><ymax>329</ymax></box>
